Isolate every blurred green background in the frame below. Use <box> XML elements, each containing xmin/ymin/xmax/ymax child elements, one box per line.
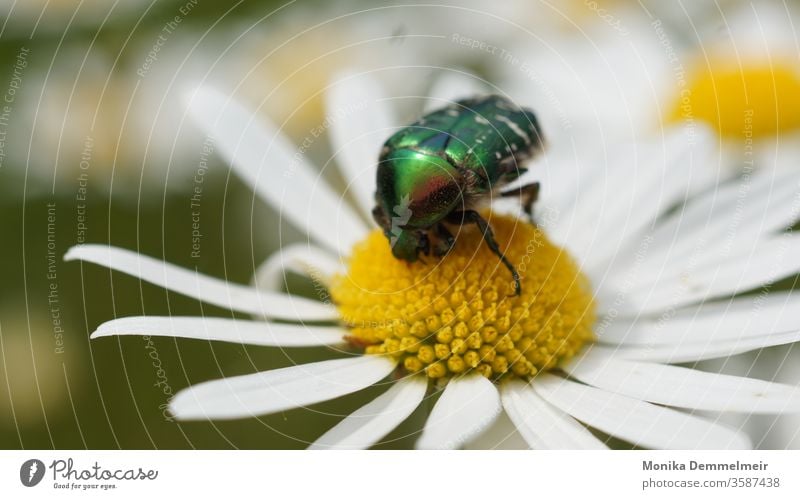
<box><xmin>2</xmin><ymin>0</ymin><xmax>800</xmax><ymax>449</ymax></box>
<box><xmin>0</xmin><ymin>0</ymin><xmax>407</xmax><ymax>449</ymax></box>
<box><xmin>0</xmin><ymin>0</ymin><xmax>499</xmax><ymax>449</ymax></box>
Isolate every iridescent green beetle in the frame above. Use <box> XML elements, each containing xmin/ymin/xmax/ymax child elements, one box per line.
<box><xmin>372</xmin><ymin>95</ymin><xmax>544</xmax><ymax>296</ymax></box>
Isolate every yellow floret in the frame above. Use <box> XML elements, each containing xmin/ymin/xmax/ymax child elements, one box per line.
<box><xmin>331</xmin><ymin>213</ymin><xmax>596</xmax><ymax>380</ymax></box>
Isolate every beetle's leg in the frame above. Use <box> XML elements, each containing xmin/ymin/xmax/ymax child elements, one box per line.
<box><xmin>447</xmin><ymin>210</ymin><xmax>521</xmax><ymax>296</ymax></box>
<box><xmin>432</xmin><ymin>223</ymin><xmax>455</xmax><ymax>257</ymax></box>
<box><xmin>500</xmin><ymin>181</ymin><xmax>540</xmax><ymax>220</ymax></box>
<box><xmin>372</xmin><ymin>205</ymin><xmax>389</xmax><ymax>229</ymax></box>
<box><xmin>419</xmin><ymin>232</ymin><xmax>431</xmax><ymax>257</ymax></box>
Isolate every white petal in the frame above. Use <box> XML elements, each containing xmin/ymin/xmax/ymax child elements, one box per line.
<box><xmin>533</xmin><ymin>374</ymin><xmax>751</xmax><ymax>449</ymax></box>
<box><xmin>525</xmin><ymin>140</ymin><xmax>608</xmax><ymax>219</ymax></box>
<box><xmin>546</xmin><ymin>145</ymin><xmax>627</xmax><ymax>255</ymax></box>
<box><xmin>309</xmin><ymin>376</ymin><xmax>427</xmax><ymax>450</ymax></box>
<box><xmin>586</xmin><ymin>126</ymin><xmax>720</xmax><ymax>271</ymax></box>
<box><xmin>724</xmin><ymin>179</ymin><xmax>800</xmax><ymax>246</ymax></box>
<box><xmin>603</xmin><ymin>168</ymin><xmax>800</xmax><ymax>305</ymax></box>
<box><xmin>505</xmin><ymin>24</ymin><xmax>674</xmax><ymax>142</ymax></box>
<box><xmin>617</xmin><ymin>171</ymin><xmax>747</xmax><ymax>267</ymax></box>
<box><xmin>564</xmin><ymin>350</ymin><xmax>800</xmax><ymax>413</ymax></box>
<box><xmin>602</xmin><ymin>330</ymin><xmax>800</xmax><ymax>363</ymax></box>
<box><xmin>636</xmin><ymin>167</ymin><xmax>800</xmax><ymax>274</ymax></box>
<box><xmin>169</xmin><ymin>356</ymin><xmax>396</xmax><ymax>420</ymax></box>
<box><xmin>326</xmin><ymin>71</ymin><xmax>396</xmax><ymax>219</ymax></box>
<box><xmin>598</xmin><ymin>292</ymin><xmax>800</xmax><ymax>346</ymax></box>
<box><xmin>185</xmin><ymin>86</ymin><xmax>366</xmax><ymax>256</ymax></box>
<box><xmin>464</xmin><ymin>411</ymin><xmax>529</xmax><ymax>450</ymax></box>
<box><xmin>252</xmin><ymin>243</ymin><xmax>344</xmax><ymax>293</ymax></box>
<box><xmin>416</xmin><ymin>375</ymin><xmax>501</xmax><ymax>449</ymax></box>
<box><xmin>617</xmin><ymin>236</ymin><xmax>800</xmax><ymax>315</ymax></box>
<box><xmin>501</xmin><ymin>380</ymin><xmax>607</xmax><ymax>449</ymax></box>
<box><xmin>424</xmin><ymin>70</ymin><xmax>486</xmax><ymax>111</ymax></box>
<box><xmin>92</xmin><ymin>316</ymin><xmax>345</xmax><ymax>348</ymax></box>
<box><xmin>64</xmin><ymin>245</ymin><xmax>336</xmax><ymax>321</ymax></box>
<box><xmin>550</xmin><ymin>127</ymin><xmax>717</xmax><ymax>271</ymax></box>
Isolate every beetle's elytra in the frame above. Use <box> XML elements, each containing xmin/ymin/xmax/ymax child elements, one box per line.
<box><xmin>372</xmin><ymin>95</ymin><xmax>544</xmax><ymax>296</ymax></box>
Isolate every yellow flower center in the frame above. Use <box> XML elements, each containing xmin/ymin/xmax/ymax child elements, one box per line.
<box><xmin>670</xmin><ymin>58</ymin><xmax>800</xmax><ymax>137</ymax></box>
<box><xmin>330</xmin><ymin>213</ymin><xmax>596</xmax><ymax>381</ymax></box>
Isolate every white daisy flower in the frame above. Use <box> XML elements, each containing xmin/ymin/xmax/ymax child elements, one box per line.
<box><xmin>64</xmin><ymin>70</ymin><xmax>800</xmax><ymax>450</ymax></box>
<box><xmin>499</xmin><ymin>2</ymin><xmax>800</xmax><ymax>171</ymax></box>
<box><xmin>673</xmin><ymin>0</ymin><xmax>800</xmax><ymax>171</ymax></box>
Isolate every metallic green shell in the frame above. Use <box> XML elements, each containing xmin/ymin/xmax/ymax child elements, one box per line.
<box><xmin>373</xmin><ymin>95</ymin><xmax>543</xmax><ymax>262</ymax></box>
<box><xmin>376</xmin><ymin>148</ymin><xmax>461</xmax><ymax>229</ymax></box>
<box><xmin>382</xmin><ymin>95</ymin><xmax>542</xmax><ymax>188</ymax></box>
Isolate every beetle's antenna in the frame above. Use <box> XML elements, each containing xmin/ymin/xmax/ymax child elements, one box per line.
<box><xmin>447</xmin><ymin>210</ymin><xmax>521</xmax><ymax>296</ymax></box>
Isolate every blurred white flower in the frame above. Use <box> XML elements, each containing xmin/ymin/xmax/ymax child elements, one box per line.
<box><xmin>676</xmin><ymin>0</ymin><xmax>800</xmax><ymax>170</ymax></box>
<box><xmin>8</xmin><ymin>43</ymin><xmax>133</xmax><ymax>191</ymax></box>
<box><xmin>496</xmin><ymin>9</ymin><xmax>677</xmax><ymax>156</ymax></box>
<box><xmin>497</xmin><ymin>1</ymin><xmax>800</xmax><ymax>171</ymax></box>
<box><xmin>0</xmin><ymin>0</ymin><xmax>151</xmax><ymax>38</ymax></box>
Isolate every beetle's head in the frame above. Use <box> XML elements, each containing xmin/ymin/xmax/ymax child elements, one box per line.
<box><xmin>373</xmin><ymin>148</ymin><xmax>464</xmax><ymax>262</ymax></box>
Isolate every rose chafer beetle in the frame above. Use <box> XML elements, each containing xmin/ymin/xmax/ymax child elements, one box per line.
<box><xmin>372</xmin><ymin>95</ymin><xmax>544</xmax><ymax>296</ymax></box>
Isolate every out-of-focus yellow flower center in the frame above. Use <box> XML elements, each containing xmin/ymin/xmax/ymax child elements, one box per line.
<box><xmin>670</xmin><ymin>59</ymin><xmax>800</xmax><ymax>137</ymax></box>
<box><xmin>330</xmin><ymin>214</ymin><xmax>596</xmax><ymax>381</ymax></box>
